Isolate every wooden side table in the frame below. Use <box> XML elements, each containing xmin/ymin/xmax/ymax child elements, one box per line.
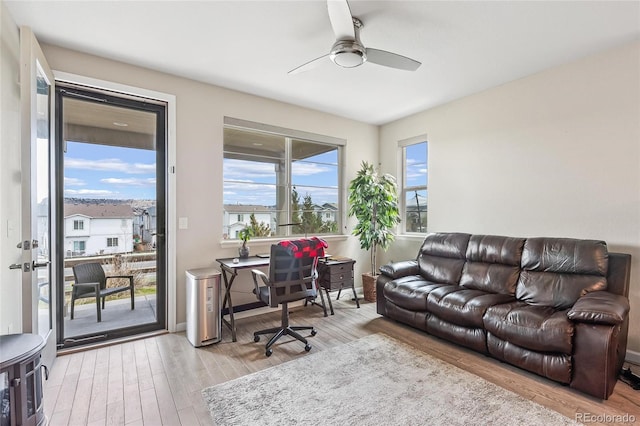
<box><xmin>318</xmin><ymin>258</ymin><xmax>359</xmax><ymax>315</ymax></box>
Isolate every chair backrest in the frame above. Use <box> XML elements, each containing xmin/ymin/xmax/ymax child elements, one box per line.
<box><xmin>72</xmin><ymin>262</ymin><xmax>107</xmax><ymax>296</ymax></box>
<box><xmin>266</xmin><ymin>242</ymin><xmax>320</xmax><ymax>306</ymax></box>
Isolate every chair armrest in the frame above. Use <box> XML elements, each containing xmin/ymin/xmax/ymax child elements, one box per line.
<box><xmin>250</xmin><ymin>269</ymin><xmax>269</xmax><ymax>295</ymax></box>
<box><xmin>106</xmin><ymin>275</ymin><xmax>134</xmax><ymax>287</ymax></box>
<box><xmin>73</xmin><ymin>282</ymin><xmax>100</xmax><ymax>294</ymax></box>
<box><xmin>379</xmin><ymin>260</ymin><xmax>419</xmax><ymax>279</ymax></box>
<box><xmin>567</xmin><ymin>291</ymin><xmax>630</xmax><ymax>325</ymax></box>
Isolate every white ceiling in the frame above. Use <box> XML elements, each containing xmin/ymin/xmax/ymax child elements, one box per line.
<box><xmin>6</xmin><ymin>1</ymin><xmax>640</xmax><ymax>125</ymax></box>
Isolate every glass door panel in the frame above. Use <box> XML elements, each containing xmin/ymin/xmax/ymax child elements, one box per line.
<box><xmin>57</xmin><ymin>87</ymin><xmax>166</xmax><ymax>347</ymax></box>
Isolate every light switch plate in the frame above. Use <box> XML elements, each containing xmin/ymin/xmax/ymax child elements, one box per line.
<box><xmin>178</xmin><ymin>217</ymin><xmax>188</xmax><ymax>229</ymax></box>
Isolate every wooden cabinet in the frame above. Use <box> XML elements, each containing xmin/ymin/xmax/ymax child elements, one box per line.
<box><xmin>0</xmin><ymin>334</ymin><xmax>46</xmax><ymax>426</ymax></box>
<box><xmin>317</xmin><ymin>258</ymin><xmax>359</xmax><ymax>315</ymax></box>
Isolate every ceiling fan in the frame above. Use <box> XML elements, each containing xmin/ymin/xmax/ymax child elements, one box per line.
<box><xmin>289</xmin><ymin>0</ymin><xmax>422</xmax><ymax>74</ymax></box>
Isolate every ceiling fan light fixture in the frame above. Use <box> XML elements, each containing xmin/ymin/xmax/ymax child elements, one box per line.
<box><xmin>289</xmin><ymin>0</ymin><xmax>421</xmax><ymax>74</ymax></box>
<box><xmin>330</xmin><ymin>40</ymin><xmax>367</xmax><ymax>68</ymax></box>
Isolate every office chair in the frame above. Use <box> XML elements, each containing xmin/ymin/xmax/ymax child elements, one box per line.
<box><xmin>71</xmin><ymin>262</ymin><xmax>135</xmax><ymax>322</ymax></box>
<box><xmin>251</xmin><ymin>238</ymin><xmax>327</xmax><ymax>357</ymax></box>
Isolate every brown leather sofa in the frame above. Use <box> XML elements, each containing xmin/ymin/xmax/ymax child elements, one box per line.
<box><xmin>376</xmin><ymin>233</ymin><xmax>631</xmax><ymax>399</ymax></box>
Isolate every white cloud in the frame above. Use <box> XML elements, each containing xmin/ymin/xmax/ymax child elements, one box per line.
<box><xmin>100</xmin><ymin>177</ymin><xmax>156</xmax><ymax>186</ymax></box>
<box><xmin>223</xmin><ymin>160</ymin><xmax>331</xmax><ymax>179</ymax></box>
<box><xmin>64</xmin><ymin>177</ymin><xmax>86</xmax><ymax>186</ymax></box>
<box><xmin>64</xmin><ymin>189</ymin><xmax>117</xmax><ymax>197</ymax></box>
<box><xmin>65</xmin><ymin>158</ymin><xmax>155</xmax><ymax>174</ymax></box>
<box><xmin>292</xmin><ymin>162</ymin><xmax>331</xmax><ymax>176</ymax></box>
<box><xmin>405</xmin><ymin>159</ymin><xmax>427</xmax><ymax>180</ymax></box>
<box><xmin>223</xmin><ymin>159</ymin><xmax>276</xmax><ymax>180</ymax></box>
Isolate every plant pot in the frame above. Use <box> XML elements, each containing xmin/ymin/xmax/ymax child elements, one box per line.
<box><xmin>239</xmin><ymin>245</ymin><xmax>250</xmax><ymax>259</ymax></box>
<box><xmin>362</xmin><ymin>273</ymin><xmax>377</xmax><ymax>302</ymax></box>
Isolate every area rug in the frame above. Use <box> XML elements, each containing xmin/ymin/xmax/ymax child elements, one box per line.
<box><xmin>202</xmin><ymin>334</ymin><xmax>579</xmax><ymax>425</ymax></box>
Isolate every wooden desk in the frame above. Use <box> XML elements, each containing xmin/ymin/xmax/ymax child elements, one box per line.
<box><xmin>215</xmin><ymin>255</ymin><xmax>329</xmax><ymax>342</ymax></box>
<box><xmin>215</xmin><ymin>256</ymin><xmax>270</xmax><ymax>342</ymax></box>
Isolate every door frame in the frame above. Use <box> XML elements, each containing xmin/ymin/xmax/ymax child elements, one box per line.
<box><xmin>53</xmin><ymin>71</ymin><xmax>178</xmax><ymax>334</ymax></box>
<box><xmin>20</xmin><ymin>26</ymin><xmax>57</xmax><ymax>367</ymax></box>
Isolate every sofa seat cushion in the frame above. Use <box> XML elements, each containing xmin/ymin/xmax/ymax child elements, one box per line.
<box><xmin>483</xmin><ymin>301</ymin><xmax>574</xmax><ymax>354</ymax></box>
<box><xmin>383</xmin><ymin>276</ymin><xmax>448</xmax><ymax>312</ymax></box>
<box><xmin>427</xmin><ymin>286</ymin><xmax>515</xmax><ymax>328</ymax></box>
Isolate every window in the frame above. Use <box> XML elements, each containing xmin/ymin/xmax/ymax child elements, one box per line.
<box><xmin>401</xmin><ymin>139</ymin><xmax>428</xmax><ymax>233</ymax></box>
<box><xmin>73</xmin><ymin>241</ymin><xmax>85</xmax><ymax>252</ymax></box>
<box><xmin>73</xmin><ymin>219</ymin><xmax>84</xmax><ymax>230</ymax></box>
<box><xmin>223</xmin><ymin>118</ymin><xmax>344</xmax><ymax>239</ymax></box>
<box><xmin>107</xmin><ymin>237</ymin><xmax>119</xmax><ymax>247</ymax></box>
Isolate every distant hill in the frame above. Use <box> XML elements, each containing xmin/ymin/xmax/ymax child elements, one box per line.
<box><xmin>64</xmin><ymin>198</ymin><xmax>156</xmax><ymax>210</ymax></box>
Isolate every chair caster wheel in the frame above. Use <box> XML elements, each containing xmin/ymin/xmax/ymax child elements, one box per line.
<box><xmin>254</xmin><ymin>335</ymin><xmax>260</xmax><ymax>342</ymax></box>
<box><xmin>305</xmin><ymin>344</ymin><xmax>312</xmax><ymax>352</ymax></box>
<box><xmin>265</xmin><ymin>349</ymin><xmax>272</xmax><ymax>357</ymax></box>
<box><xmin>310</xmin><ymin>329</ymin><xmax>317</xmax><ymax>336</ymax></box>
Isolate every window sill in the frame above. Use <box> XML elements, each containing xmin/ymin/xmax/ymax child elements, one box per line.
<box><xmin>396</xmin><ymin>233</ymin><xmax>428</xmax><ymax>241</ymax></box>
<box><xmin>219</xmin><ymin>234</ymin><xmax>349</xmax><ymax>249</ymax></box>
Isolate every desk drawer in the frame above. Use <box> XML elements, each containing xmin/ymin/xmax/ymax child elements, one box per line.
<box><xmin>318</xmin><ymin>259</ymin><xmax>355</xmax><ymax>291</ymax></box>
<box><xmin>328</xmin><ymin>270</ymin><xmax>352</xmax><ymax>282</ymax></box>
<box><xmin>321</xmin><ymin>279</ymin><xmax>354</xmax><ymax>291</ymax></box>
<box><xmin>322</xmin><ymin>274</ymin><xmax>354</xmax><ymax>290</ymax></box>
<box><xmin>324</xmin><ymin>263</ymin><xmax>353</xmax><ymax>274</ymax></box>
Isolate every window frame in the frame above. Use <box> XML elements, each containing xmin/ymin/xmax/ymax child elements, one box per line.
<box><xmin>106</xmin><ymin>237</ymin><xmax>119</xmax><ymax>247</ymax></box>
<box><xmin>223</xmin><ymin>117</ymin><xmax>346</xmax><ymax>240</ymax></box>
<box><xmin>73</xmin><ymin>219</ymin><xmax>84</xmax><ymax>230</ymax></box>
<box><xmin>399</xmin><ymin>136</ymin><xmax>428</xmax><ymax>235</ymax></box>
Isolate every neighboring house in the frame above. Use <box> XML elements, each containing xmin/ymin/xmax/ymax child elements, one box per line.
<box><xmin>318</xmin><ymin>203</ymin><xmax>338</xmax><ymax>223</ymax></box>
<box><xmin>133</xmin><ymin>206</ymin><xmax>157</xmax><ymax>244</ymax></box>
<box><xmin>64</xmin><ymin>203</ymin><xmax>134</xmax><ymax>256</ymax></box>
<box><xmin>223</xmin><ymin>205</ymin><xmax>274</xmax><ymax>239</ymax></box>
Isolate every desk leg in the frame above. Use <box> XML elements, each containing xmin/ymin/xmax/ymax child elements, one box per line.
<box><xmin>220</xmin><ymin>267</ymin><xmax>237</xmax><ymax>342</ymax></box>
<box><xmin>351</xmin><ymin>285</ymin><xmax>360</xmax><ymax>308</ymax></box>
<box><xmin>324</xmin><ymin>288</ymin><xmax>335</xmax><ymax>315</ymax></box>
<box><xmin>317</xmin><ymin>286</ymin><xmax>330</xmax><ymax>316</ymax></box>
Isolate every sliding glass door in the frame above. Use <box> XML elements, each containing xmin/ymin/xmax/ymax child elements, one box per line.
<box><xmin>55</xmin><ymin>85</ymin><xmax>167</xmax><ymax>348</ymax></box>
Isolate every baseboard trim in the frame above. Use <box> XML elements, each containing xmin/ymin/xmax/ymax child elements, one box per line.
<box><xmin>173</xmin><ymin>300</ymin><xmax>308</xmax><ymax>334</ymax></box>
<box><xmin>626</xmin><ymin>349</ymin><xmax>640</xmax><ymax>366</ymax></box>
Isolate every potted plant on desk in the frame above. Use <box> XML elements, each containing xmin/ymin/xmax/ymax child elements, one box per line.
<box><xmin>348</xmin><ymin>161</ymin><xmax>401</xmax><ymax>302</ymax></box>
<box><xmin>238</xmin><ymin>226</ymin><xmax>253</xmax><ymax>259</ymax></box>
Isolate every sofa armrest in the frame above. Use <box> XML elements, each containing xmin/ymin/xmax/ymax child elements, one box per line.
<box><xmin>379</xmin><ymin>260</ymin><xmax>419</xmax><ymax>279</ymax></box>
<box><xmin>567</xmin><ymin>291</ymin><xmax>629</xmax><ymax>325</ymax></box>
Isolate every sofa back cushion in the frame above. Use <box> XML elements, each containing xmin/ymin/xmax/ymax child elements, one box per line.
<box><xmin>515</xmin><ymin>238</ymin><xmax>608</xmax><ymax>309</ymax></box>
<box><xmin>418</xmin><ymin>233</ymin><xmax>470</xmax><ymax>285</ymax></box>
<box><xmin>460</xmin><ymin>235</ymin><xmax>526</xmax><ymax>295</ymax></box>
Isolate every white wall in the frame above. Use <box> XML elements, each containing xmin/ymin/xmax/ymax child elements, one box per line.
<box><xmin>379</xmin><ymin>41</ymin><xmax>640</xmax><ymax>354</ymax></box>
<box><xmin>39</xmin><ymin>43</ymin><xmax>377</xmax><ymax>326</ymax></box>
<box><xmin>0</xmin><ymin>1</ymin><xmax>23</xmax><ymax>334</ymax></box>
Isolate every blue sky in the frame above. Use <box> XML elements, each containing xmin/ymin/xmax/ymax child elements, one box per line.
<box><xmin>223</xmin><ymin>150</ymin><xmax>339</xmax><ymax>206</ymax></box>
<box><xmin>405</xmin><ymin>142</ymin><xmax>428</xmax><ymax>188</ymax></box>
<box><xmin>64</xmin><ymin>141</ymin><xmax>156</xmax><ymax>200</ymax></box>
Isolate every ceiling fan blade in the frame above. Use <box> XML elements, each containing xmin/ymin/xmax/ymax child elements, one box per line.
<box><xmin>288</xmin><ymin>54</ymin><xmax>331</xmax><ymax>75</ymax></box>
<box><xmin>327</xmin><ymin>0</ymin><xmax>355</xmax><ymax>40</ymax></box>
<box><xmin>366</xmin><ymin>48</ymin><xmax>422</xmax><ymax>71</ymax></box>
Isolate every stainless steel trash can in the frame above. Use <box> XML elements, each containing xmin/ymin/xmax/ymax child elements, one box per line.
<box><xmin>185</xmin><ymin>267</ymin><xmax>222</xmax><ymax>347</ymax></box>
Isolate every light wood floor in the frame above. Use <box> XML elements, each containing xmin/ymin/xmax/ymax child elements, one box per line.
<box><xmin>44</xmin><ymin>297</ymin><xmax>640</xmax><ymax>426</ymax></box>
